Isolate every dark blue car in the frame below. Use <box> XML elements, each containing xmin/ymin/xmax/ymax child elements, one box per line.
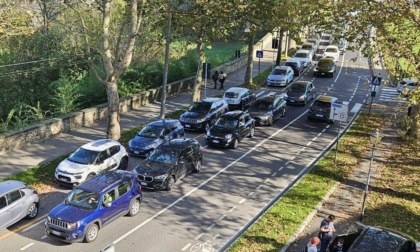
<box><xmin>127</xmin><ymin>119</ymin><xmax>184</xmax><ymax>157</ymax></box>
<box><xmin>45</xmin><ymin>170</ymin><xmax>142</xmax><ymax>243</ymax></box>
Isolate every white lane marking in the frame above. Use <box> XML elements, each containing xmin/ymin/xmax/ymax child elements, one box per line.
<box><xmin>213</xmin><ymin>234</ymin><xmax>219</xmax><ymax>240</ymax></box>
<box><xmin>350</xmin><ymin>103</ymin><xmax>363</xmax><ymax>113</ymax></box>
<box><xmin>317</xmin><ymin>132</ymin><xmax>322</xmax><ymax>137</ymax></box>
<box><xmin>20</xmin><ymin>243</ymin><xmax>34</xmax><ymax>251</ymax></box>
<box><xmin>307</xmin><ymin>141</ymin><xmax>312</xmax><ymax>146</ymax></box>
<box><xmin>228</xmin><ymin>206</ymin><xmax>236</xmax><ymax>212</ymax></box>
<box><xmin>112</xmin><ymin>107</ymin><xmax>310</xmax><ymax>245</ymax></box>
<box><xmin>218</xmin><ymin>214</ymin><xmax>226</xmax><ymax>221</ymax></box>
<box><xmin>195</xmin><ymin>233</ymin><xmax>204</xmax><ymax>240</ymax></box>
<box><xmin>207</xmin><ymin>223</ymin><xmax>216</xmax><ymax>230</ymax></box>
<box><xmin>328</xmin><ymin>88</ymin><xmax>331</xmax><ymax>91</ymax></box>
<box><xmin>285</xmin><ymin>161</ymin><xmax>290</xmax><ymax>165</ymax></box>
<box><xmin>256</xmin><ymin>91</ymin><xmax>265</xmax><ymax>97</ymax></box>
<box><xmin>256</xmin><ymin>184</ymin><xmax>263</xmax><ymax>190</ymax></box>
<box><xmin>326</xmin><ymin>125</ymin><xmax>331</xmax><ymax>129</ymax></box>
<box><xmin>264</xmin><ymin>178</ymin><xmax>270</xmax><ymax>183</ymax></box>
<box><xmin>248</xmin><ymin>191</ymin><xmax>254</xmax><ymax>197</ymax></box>
<box><xmin>312</xmin><ymin>136</ymin><xmax>318</xmax><ymax>141</ymax></box>
<box><xmin>278</xmin><ymin>166</ymin><xmax>284</xmax><ymax>171</ymax></box>
<box><xmin>41</xmin><ymin>235</ymin><xmax>47</xmax><ymax>240</ymax></box>
<box><xmin>271</xmin><ymin>172</ymin><xmax>277</xmax><ymax>177</ymax></box>
<box><xmin>182</xmin><ymin>243</ymin><xmax>191</xmax><ymax>251</ymax></box>
<box><xmin>22</xmin><ymin>219</ymin><xmax>45</xmax><ymax>232</ymax></box>
<box><xmin>239</xmin><ymin>199</ymin><xmax>246</xmax><ymax>204</ymax></box>
<box><xmin>334</xmin><ymin>54</ymin><xmax>345</xmax><ymax>83</ymax></box>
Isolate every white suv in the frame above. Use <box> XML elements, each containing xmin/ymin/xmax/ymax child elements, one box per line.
<box><xmin>323</xmin><ymin>45</ymin><xmax>340</xmax><ymax>62</ymax></box>
<box><xmin>293</xmin><ymin>49</ymin><xmax>312</xmax><ymax>67</ymax></box>
<box><xmin>55</xmin><ymin>139</ymin><xmax>129</xmax><ymax>186</ymax></box>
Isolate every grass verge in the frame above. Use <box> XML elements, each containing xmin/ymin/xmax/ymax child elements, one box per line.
<box><xmin>228</xmin><ymin>111</ymin><xmax>419</xmax><ymax>251</ymax></box>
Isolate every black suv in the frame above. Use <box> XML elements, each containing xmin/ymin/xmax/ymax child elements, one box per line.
<box><xmin>179</xmin><ymin>98</ymin><xmax>228</xmax><ymax>132</ymax></box>
<box><xmin>314</xmin><ymin>58</ymin><xmax>336</xmax><ymax>77</ymax></box>
<box><xmin>307</xmin><ymin>95</ymin><xmax>340</xmax><ymax>123</ymax></box>
<box><xmin>133</xmin><ymin>139</ymin><xmax>203</xmax><ymax>191</ymax></box>
<box><xmin>205</xmin><ymin>111</ymin><xmax>255</xmax><ymax>149</ymax></box>
<box><xmin>248</xmin><ymin>95</ymin><xmax>286</xmax><ymax>126</ymax></box>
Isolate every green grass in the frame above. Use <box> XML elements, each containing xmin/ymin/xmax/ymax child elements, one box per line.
<box><xmin>205</xmin><ymin>42</ymin><xmax>247</xmax><ymax>68</ymax></box>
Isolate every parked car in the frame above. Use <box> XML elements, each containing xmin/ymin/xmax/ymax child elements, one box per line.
<box><xmin>307</xmin><ymin>95</ymin><xmax>340</xmax><ymax>123</ymax></box>
<box><xmin>306</xmin><ymin>38</ymin><xmax>319</xmax><ymax>49</ymax></box>
<box><xmin>321</xmin><ymin>34</ymin><xmax>333</xmax><ymax>42</ymax></box>
<box><xmin>205</xmin><ymin>110</ymin><xmax>255</xmax><ymax>149</ymax></box>
<box><xmin>323</xmin><ymin>45</ymin><xmax>340</xmax><ymax>62</ymax></box>
<box><xmin>55</xmin><ymin>139</ymin><xmax>129</xmax><ymax>186</ymax></box>
<box><xmin>266</xmin><ymin>66</ymin><xmax>294</xmax><ymax>87</ymax></box>
<box><xmin>248</xmin><ymin>94</ymin><xmax>286</xmax><ymax>126</ymax></box>
<box><xmin>285</xmin><ymin>81</ymin><xmax>317</xmax><ymax>105</ymax></box>
<box><xmin>284</xmin><ymin>58</ymin><xmax>304</xmax><ymax>76</ymax></box>
<box><xmin>179</xmin><ymin>98</ymin><xmax>228</xmax><ymax>132</ymax></box>
<box><xmin>45</xmin><ymin>170</ymin><xmax>142</xmax><ymax>243</ymax></box>
<box><xmin>329</xmin><ymin>223</ymin><xmax>418</xmax><ymax>252</ymax></box>
<box><xmin>133</xmin><ymin>138</ymin><xmax>203</xmax><ymax>191</ymax></box>
<box><xmin>223</xmin><ymin>87</ymin><xmax>256</xmax><ymax>111</ymax></box>
<box><xmin>128</xmin><ymin>119</ymin><xmax>184</xmax><ymax>157</ymax></box>
<box><xmin>314</xmin><ymin>58</ymin><xmax>336</xmax><ymax>77</ymax></box>
<box><xmin>397</xmin><ymin>77</ymin><xmax>419</xmax><ymax>97</ymax></box>
<box><xmin>0</xmin><ymin>180</ymin><xmax>39</xmax><ymax>228</ymax></box>
<box><xmin>293</xmin><ymin>49</ymin><xmax>312</xmax><ymax>68</ymax></box>
<box><xmin>300</xmin><ymin>43</ymin><xmax>316</xmax><ymax>58</ymax></box>
<box><xmin>338</xmin><ymin>39</ymin><xmax>347</xmax><ymax>54</ymax></box>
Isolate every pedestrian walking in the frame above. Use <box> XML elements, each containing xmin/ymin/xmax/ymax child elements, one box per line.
<box><xmin>319</xmin><ymin>214</ymin><xmax>336</xmax><ymax>252</ymax></box>
<box><xmin>212</xmin><ymin>70</ymin><xmax>219</xmax><ymax>89</ymax></box>
<box><xmin>219</xmin><ymin>71</ymin><xmax>227</xmax><ymax>90</ymax></box>
<box><xmin>304</xmin><ymin>237</ymin><xmax>320</xmax><ymax>252</ymax></box>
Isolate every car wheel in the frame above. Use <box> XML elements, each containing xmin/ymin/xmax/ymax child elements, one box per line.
<box><xmin>194</xmin><ymin>160</ymin><xmax>202</xmax><ymax>173</ymax></box>
<box><xmin>248</xmin><ymin>127</ymin><xmax>255</xmax><ymax>138</ymax></box>
<box><xmin>204</xmin><ymin>122</ymin><xmax>211</xmax><ymax>133</ymax></box>
<box><xmin>118</xmin><ymin>156</ymin><xmax>128</xmax><ymax>170</ymax></box>
<box><xmin>165</xmin><ymin>176</ymin><xmax>175</xmax><ymax>191</ymax></box>
<box><xmin>230</xmin><ymin>138</ymin><xmax>239</xmax><ymax>149</ymax></box>
<box><xmin>84</xmin><ymin>223</ymin><xmax>99</xmax><ymax>243</ymax></box>
<box><xmin>26</xmin><ymin>203</ymin><xmax>38</xmax><ymax>219</ymax></box>
<box><xmin>127</xmin><ymin>199</ymin><xmax>141</xmax><ymax>216</ymax></box>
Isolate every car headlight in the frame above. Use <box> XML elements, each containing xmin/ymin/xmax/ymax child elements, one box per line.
<box><xmin>196</xmin><ymin>118</ymin><xmax>206</xmax><ymax>123</ymax></box>
<box><xmin>225</xmin><ymin>134</ymin><xmax>232</xmax><ymax>140</ymax></box>
<box><xmin>47</xmin><ymin>216</ymin><xmax>51</xmax><ymax>222</ymax></box>
<box><xmin>128</xmin><ymin>140</ymin><xmax>133</xmax><ymax>147</ymax></box>
<box><xmin>328</xmin><ymin>69</ymin><xmax>334</xmax><ymax>72</ymax></box>
<box><xmin>154</xmin><ymin>174</ymin><xmax>167</xmax><ymax>180</ymax></box>
<box><xmin>206</xmin><ymin>131</ymin><xmax>211</xmax><ymax>137</ymax></box>
<box><xmin>67</xmin><ymin>222</ymin><xmax>78</xmax><ymax>230</ymax></box>
<box><xmin>284</xmin><ymin>93</ymin><xmax>288</xmax><ymax>98</ymax></box>
<box><xmin>299</xmin><ymin>95</ymin><xmax>305</xmax><ymax>100</ymax></box>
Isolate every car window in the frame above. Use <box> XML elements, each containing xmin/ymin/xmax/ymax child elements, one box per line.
<box><xmin>117</xmin><ymin>181</ymin><xmax>132</xmax><ymax>197</ymax></box>
<box><xmin>66</xmin><ymin>189</ymin><xmax>99</xmax><ymax>210</ymax></box>
<box><xmin>244</xmin><ymin>115</ymin><xmax>252</xmax><ymax>121</ymax></box>
<box><xmin>318</xmin><ymin>60</ymin><xmax>331</xmax><ymax>67</ymax></box>
<box><xmin>189</xmin><ymin>102</ymin><xmax>211</xmax><ymax>113</ymax></box>
<box><xmin>103</xmin><ymin>189</ymin><xmax>116</xmax><ymax>204</ymax></box>
<box><xmin>8</xmin><ymin>190</ymin><xmax>23</xmax><ymax>204</ymax></box>
<box><xmin>314</xmin><ymin>101</ymin><xmax>331</xmax><ymax>108</ymax></box>
<box><xmin>272</xmin><ymin>68</ymin><xmax>287</xmax><ymax>75</ymax></box>
<box><xmin>98</xmin><ymin>150</ymin><xmax>110</xmax><ymax>162</ymax></box>
<box><xmin>109</xmin><ymin>145</ymin><xmax>120</xmax><ymax>156</ymax></box>
<box><xmin>294</xmin><ymin>53</ymin><xmax>308</xmax><ymax>58</ymax></box>
<box><xmin>224</xmin><ymin>92</ymin><xmax>239</xmax><ymax>98</ymax></box>
<box><xmin>148</xmin><ymin>149</ymin><xmax>178</xmax><ymax>164</ymax></box>
<box><xmin>0</xmin><ymin>196</ymin><xmax>7</xmax><ymax>209</ymax></box>
<box><xmin>162</xmin><ymin>127</ymin><xmax>172</xmax><ymax>136</ymax></box>
<box><xmin>68</xmin><ymin>148</ymin><xmax>99</xmax><ymax>165</ymax></box>
<box><xmin>252</xmin><ymin>100</ymin><xmax>272</xmax><ymax>110</ymax></box>
<box><xmin>290</xmin><ymin>84</ymin><xmax>306</xmax><ymax>92</ymax></box>
<box><xmin>137</xmin><ymin>125</ymin><xmax>163</xmax><ymax>138</ymax></box>
<box><xmin>326</xmin><ymin>48</ymin><xmax>337</xmax><ymax>53</ymax></box>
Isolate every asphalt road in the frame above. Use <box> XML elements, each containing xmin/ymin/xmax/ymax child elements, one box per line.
<box><xmin>0</xmin><ymin>48</ymin><xmax>385</xmax><ymax>252</ymax></box>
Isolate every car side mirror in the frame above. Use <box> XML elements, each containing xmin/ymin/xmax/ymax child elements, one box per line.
<box><xmin>104</xmin><ymin>202</ymin><xmax>111</xmax><ymax>208</ymax></box>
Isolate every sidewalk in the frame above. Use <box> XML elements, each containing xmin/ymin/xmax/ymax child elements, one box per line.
<box><xmin>0</xmin><ymin>43</ymin><xmax>277</xmax><ymax>179</ymax></box>
<box><xmin>282</xmin><ymin>54</ymin><xmax>403</xmax><ymax>251</ymax></box>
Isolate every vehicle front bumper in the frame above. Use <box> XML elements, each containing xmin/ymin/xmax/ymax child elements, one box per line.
<box><xmin>45</xmin><ymin>222</ymin><xmax>84</xmax><ymax>243</ymax></box>
<box><xmin>286</xmin><ymin>97</ymin><xmax>305</xmax><ymax>104</ymax></box>
<box><xmin>267</xmin><ymin>80</ymin><xmax>287</xmax><ymax>87</ymax></box>
<box><xmin>253</xmin><ymin>116</ymin><xmax>271</xmax><ymax>126</ymax></box>
<box><xmin>127</xmin><ymin>147</ymin><xmax>151</xmax><ymax>157</ymax></box>
<box><xmin>205</xmin><ymin>136</ymin><xmax>232</xmax><ymax>147</ymax></box>
<box><xmin>180</xmin><ymin>121</ymin><xmax>205</xmax><ymax>131</ymax></box>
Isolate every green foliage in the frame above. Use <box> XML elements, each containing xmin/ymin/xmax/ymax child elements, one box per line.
<box><xmin>77</xmin><ymin>67</ymin><xmax>107</xmax><ymax>108</ymax></box>
<box><xmin>49</xmin><ymin>72</ymin><xmax>84</xmax><ymax>116</ymax></box>
<box><xmin>0</xmin><ymin>102</ymin><xmax>51</xmax><ymax>133</ymax></box>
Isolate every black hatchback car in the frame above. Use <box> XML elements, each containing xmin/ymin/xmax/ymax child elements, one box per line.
<box><xmin>205</xmin><ymin>111</ymin><xmax>255</xmax><ymax>149</ymax></box>
<box><xmin>285</xmin><ymin>81</ymin><xmax>317</xmax><ymax>105</ymax></box>
<box><xmin>133</xmin><ymin>138</ymin><xmax>203</xmax><ymax>191</ymax></box>
<box><xmin>179</xmin><ymin>98</ymin><xmax>228</xmax><ymax>132</ymax></box>
<box><xmin>248</xmin><ymin>95</ymin><xmax>286</xmax><ymax>126</ymax></box>
<box><xmin>314</xmin><ymin>58</ymin><xmax>336</xmax><ymax>77</ymax></box>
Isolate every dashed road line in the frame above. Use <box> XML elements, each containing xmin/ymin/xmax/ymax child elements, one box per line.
<box><xmin>20</xmin><ymin>243</ymin><xmax>34</xmax><ymax>251</ymax></box>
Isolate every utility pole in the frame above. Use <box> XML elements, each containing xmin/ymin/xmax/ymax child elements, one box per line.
<box><xmin>160</xmin><ymin>1</ymin><xmax>172</xmax><ymax>119</ymax></box>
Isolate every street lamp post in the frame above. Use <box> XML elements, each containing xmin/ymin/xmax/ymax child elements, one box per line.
<box><xmin>272</xmin><ymin>27</ymin><xmax>279</xmax><ymax>68</ymax></box>
<box><xmin>361</xmin><ymin>128</ymin><xmax>384</xmax><ymax>221</ymax></box>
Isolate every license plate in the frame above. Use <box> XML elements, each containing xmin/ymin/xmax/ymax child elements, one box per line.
<box><xmin>185</xmin><ymin>124</ymin><xmax>191</xmax><ymax>128</ymax></box>
<box><xmin>290</xmin><ymin>100</ymin><xmax>295</xmax><ymax>102</ymax></box>
<box><xmin>52</xmin><ymin>230</ymin><xmax>61</xmax><ymax>236</ymax></box>
<box><xmin>212</xmin><ymin>140</ymin><xmax>219</xmax><ymax>143</ymax></box>
<box><xmin>134</xmin><ymin>151</ymin><xmax>139</xmax><ymax>154</ymax></box>
<box><xmin>316</xmin><ymin>114</ymin><xmax>323</xmax><ymax>117</ymax></box>
<box><xmin>321</xmin><ymin>73</ymin><xmax>325</xmax><ymax>75</ymax></box>
<box><xmin>140</xmin><ymin>182</ymin><xmax>148</xmax><ymax>186</ymax></box>
<box><xmin>59</xmin><ymin>177</ymin><xmax>69</xmax><ymax>182</ymax></box>
<box><xmin>228</xmin><ymin>99</ymin><xmax>234</xmax><ymax>103</ymax></box>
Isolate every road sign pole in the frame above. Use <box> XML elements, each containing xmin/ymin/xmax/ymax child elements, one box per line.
<box><xmin>258</xmin><ymin>58</ymin><xmax>261</xmax><ymax>86</ymax></box>
<box><xmin>334</xmin><ymin>120</ymin><xmax>341</xmax><ymax>165</ymax></box>
<box><xmin>368</xmin><ymin>84</ymin><xmax>376</xmax><ymax>114</ymax></box>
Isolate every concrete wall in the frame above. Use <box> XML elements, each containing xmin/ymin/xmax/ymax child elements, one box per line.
<box><xmin>0</xmin><ymin>35</ymin><xmax>272</xmax><ymax>154</ymax></box>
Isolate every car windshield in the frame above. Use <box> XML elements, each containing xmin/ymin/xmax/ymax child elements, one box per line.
<box><xmin>147</xmin><ymin>148</ymin><xmax>178</xmax><ymax>164</ymax></box>
<box><xmin>224</xmin><ymin>92</ymin><xmax>239</xmax><ymax>98</ymax></box>
<box><xmin>294</xmin><ymin>53</ymin><xmax>307</xmax><ymax>58</ymax></box>
<box><xmin>289</xmin><ymin>84</ymin><xmax>306</xmax><ymax>92</ymax></box>
<box><xmin>307</xmin><ymin>39</ymin><xmax>316</xmax><ymax>44</ymax></box>
<box><xmin>326</xmin><ymin>48</ymin><xmax>337</xmax><ymax>53</ymax></box>
<box><xmin>65</xmin><ymin>188</ymin><xmax>99</xmax><ymax>210</ymax></box>
<box><xmin>272</xmin><ymin>69</ymin><xmax>287</xmax><ymax>75</ymax></box>
<box><xmin>313</xmin><ymin>101</ymin><xmax>331</xmax><ymax>108</ymax></box>
<box><xmin>316</xmin><ymin>49</ymin><xmax>325</xmax><ymax>54</ymax></box>
<box><xmin>67</xmin><ymin>148</ymin><xmax>99</xmax><ymax>165</ymax></box>
<box><xmin>285</xmin><ymin>62</ymin><xmax>296</xmax><ymax>67</ymax></box>
<box><xmin>318</xmin><ymin>60</ymin><xmax>331</xmax><ymax>67</ymax></box>
<box><xmin>319</xmin><ymin>41</ymin><xmax>330</xmax><ymax>46</ymax></box>
<box><xmin>321</xmin><ymin>36</ymin><xmax>331</xmax><ymax>40</ymax></box>
<box><xmin>302</xmin><ymin>45</ymin><xmax>312</xmax><ymax>50</ymax></box>
<box><xmin>252</xmin><ymin>100</ymin><xmax>273</xmax><ymax>110</ymax></box>
<box><xmin>350</xmin><ymin>228</ymin><xmax>407</xmax><ymax>251</ymax></box>
<box><xmin>215</xmin><ymin>117</ymin><xmax>237</xmax><ymax>128</ymax></box>
<box><xmin>189</xmin><ymin>102</ymin><xmax>211</xmax><ymax>113</ymax></box>
<box><xmin>137</xmin><ymin>125</ymin><xmax>163</xmax><ymax>138</ymax></box>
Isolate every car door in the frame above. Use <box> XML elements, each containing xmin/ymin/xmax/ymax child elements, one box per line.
<box><xmin>100</xmin><ymin>188</ymin><xmax>122</xmax><ymax>224</ymax></box>
<box><xmin>176</xmin><ymin>149</ymin><xmax>189</xmax><ymax>179</ymax></box>
<box><xmin>116</xmin><ymin>180</ymin><xmax>132</xmax><ymax>213</ymax></box>
<box><xmin>273</xmin><ymin>99</ymin><xmax>281</xmax><ymax>120</ymax></box>
<box><xmin>96</xmin><ymin>149</ymin><xmax>114</xmax><ymax>173</ymax></box>
<box><xmin>5</xmin><ymin>190</ymin><xmax>26</xmax><ymax>226</ymax></box>
<box><xmin>240</xmin><ymin>92</ymin><xmax>249</xmax><ymax>108</ymax></box>
<box><xmin>0</xmin><ymin>195</ymin><xmax>12</xmax><ymax>228</ymax></box>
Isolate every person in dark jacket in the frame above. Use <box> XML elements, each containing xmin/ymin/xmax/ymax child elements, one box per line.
<box><xmin>212</xmin><ymin>70</ymin><xmax>219</xmax><ymax>89</ymax></box>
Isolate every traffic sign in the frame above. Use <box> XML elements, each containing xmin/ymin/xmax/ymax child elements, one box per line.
<box><xmin>371</xmin><ymin>75</ymin><xmax>382</xmax><ymax>86</ymax></box>
<box><xmin>256</xmin><ymin>50</ymin><xmax>263</xmax><ymax>58</ymax></box>
<box><xmin>330</xmin><ymin>102</ymin><xmax>348</xmax><ymax>122</ymax></box>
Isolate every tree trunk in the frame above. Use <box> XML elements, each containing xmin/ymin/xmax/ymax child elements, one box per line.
<box><xmin>106</xmin><ymin>80</ymin><xmax>121</xmax><ymax>140</ymax></box>
<box><xmin>244</xmin><ymin>31</ymin><xmax>255</xmax><ymax>87</ymax></box>
<box><xmin>276</xmin><ymin>29</ymin><xmax>284</xmax><ymax>66</ymax></box>
<box><xmin>191</xmin><ymin>42</ymin><xmax>204</xmax><ymax>103</ymax></box>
